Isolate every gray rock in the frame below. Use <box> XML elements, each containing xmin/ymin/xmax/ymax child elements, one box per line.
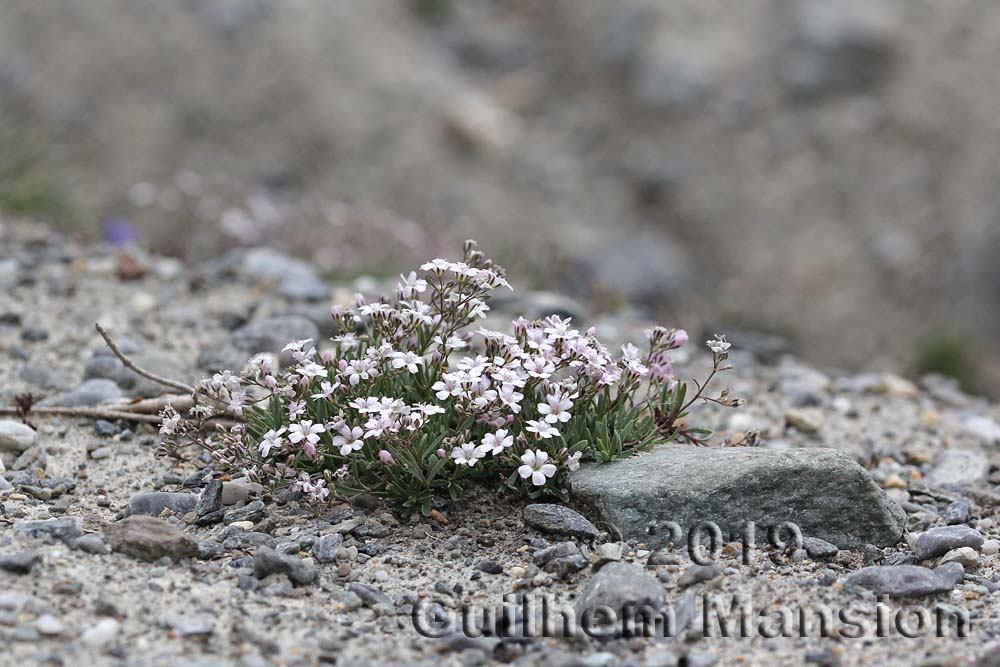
<box><xmin>476</xmin><ymin>559</ymin><xmax>504</xmax><ymax>574</ymax></box>
<box><xmin>15</xmin><ymin>517</ymin><xmax>84</xmax><ymax>544</ymax></box>
<box><xmin>314</xmin><ymin>533</ymin><xmax>343</xmax><ymax>563</ymax></box>
<box><xmin>523</xmin><ymin>504</ymin><xmax>600</xmax><ymax>540</ymax></box>
<box><xmin>222</xmin><ymin>480</ymin><xmax>264</xmax><ymax>505</ymax></box>
<box><xmin>52</xmin><ymin>379</ymin><xmax>123</xmax><ymax>407</ymax></box>
<box><xmin>569</xmin><ymin>445</ymin><xmax>906</xmax><ymax>549</ymax></box>
<box><xmin>781</xmin><ymin>0</ymin><xmax>897</xmax><ymax>100</ymax></box>
<box><xmin>195</xmin><ymin>480</ymin><xmax>224</xmax><ymax>517</ymax></box>
<box><xmin>348</xmin><ymin>582</ymin><xmax>392</xmax><ymax>608</ymax></box>
<box><xmin>845</xmin><ymin>565</ymin><xmax>955</xmax><ymax>597</ymax></box>
<box><xmin>200</xmin><ymin>316</ymin><xmax>320</xmax><ymax>372</ymax></box>
<box><xmin>73</xmin><ymin>534</ymin><xmax>108</xmax><ymax>555</ymax></box>
<box><xmin>677</xmin><ymin>563</ymin><xmax>723</xmax><ymax>588</ymax></box>
<box><xmin>933</xmin><ymin>561</ymin><xmax>966</xmax><ymax>587</ymax></box>
<box><xmin>0</xmin><ymin>550</ymin><xmax>42</xmax><ymax>574</ymax></box>
<box><xmin>223</xmin><ymin>499</ymin><xmax>266</xmax><ymax>524</ymax></box>
<box><xmin>241</xmin><ymin>247</ymin><xmax>329</xmax><ymax>301</ymax></box>
<box><xmin>0</xmin><ymin>420</ymin><xmax>36</xmax><ymax>454</ymax></box>
<box><xmin>944</xmin><ymin>500</ymin><xmax>972</xmax><ymax>525</ymax></box>
<box><xmin>197</xmin><ymin>541</ymin><xmax>224</xmax><ymax>560</ymax></box>
<box><xmin>19</xmin><ymin>364</ymin><xmax>66</xmax><ymax>391</ymax></box>
<box><xmin>575</xmin><ymin>563</ymin><xmax>666</xmax><ymax>620</ymax></box>
<box><xmin>104</xmin><ymin>515</ymin><xmax>198</xmax><ymax>562</ymax></box>
<box><xmin>254</xmin><ymin>546</ymin><xmax>317</xmax><ymax>585</ymax></box>
<box><xmin>219</xmin><ymin>528</ymin><xmax>275</xmax><ymax>551</ymax></box>
<box><xmin>127</xmin><ymin>492</ymin><xmax>197</xmax><ymax>517</ymax></box>
<box><xmin>925</xmin><ymin>449</ymin><xmax>989</xmax><ymax>489</ymax></box>
<box><xmin>94</xmin><ymin>419</ymin><xmax>119</xmax><ymax>437</ymax></box>
<box><xmin>911</xmin><ymin>526</ymin><xmax>984</xmax><ymax>560</ymax></box>
<box><xmin>533</xmin><ymin>541</ymin><xmax>582</xmax><ymax>566</ymax></box>
<box><xmin>802</xmin><ymin>537</ymin><xmax>840</xmax><ymax>560</ymax></box>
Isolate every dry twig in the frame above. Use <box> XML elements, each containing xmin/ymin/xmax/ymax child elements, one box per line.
<box><xmin>94</xmin><ymin>323</ymin><xmax>195</xmax><ymax>394</ymax></box>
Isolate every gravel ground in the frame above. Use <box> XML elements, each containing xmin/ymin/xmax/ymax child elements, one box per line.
<box><xmin>2</xmin><ymin>223</ymin><xmax>1000</xmax><ymax>667</ymax></box>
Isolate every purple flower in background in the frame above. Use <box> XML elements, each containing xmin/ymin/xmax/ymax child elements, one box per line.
<box><xmin>103</xmin><ymin>218</ymin><xmax>135</xmax><ymax>247</ymax></box>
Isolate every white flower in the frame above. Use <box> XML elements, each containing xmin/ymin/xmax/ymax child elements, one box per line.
<box><xmin>390</xmin><ymin>351</ymin><xmax>424</xmax><ymax>373</ymax></box>
<box><xmin>432</xmin><ymin>374</ymin><xmax>463</xmax><ymax>401</ymax></box>
<box><xmin>497</xmin><ymin>385</ymin><xmax>524</xmax><ymax>413</ymax></box>
<box><xmin>312</xmin><ymin>380</ymin><xmax>340</xmax><ymax>399</ymax></box>
<box><xmin>282</xmin><ymin>339</ymin><xmax>314</xmax><ymax>354</ymax></box>
<box><xmin>421</xmin><ymin>258</ymin><xmax>453</xmax><ymax>272</ymax></box>
<box><xmin>348</xmin><ymin>396</ymin><xmax>382</xmax><ymax>413</ymax></box>
<box><xmin>414</xmin><ymin>403</ymin><xmax>446</xmax><ymax>416</ymax></box>
<box><xmin>296</xmin><ymin>362</ymin><xmax>328</xmax><ymax>379</ymax></box>
<box><xmin>333</xmin><ymin>332</ymin><xmax>359</xmax><ymax>350</ymax></box>
<box><xmin>566</xmin><ymin>451</ymin><xmax>583</xmax><ymax>471</ymax></box>
<box><xmin>621</xmin><ymin>343</ymin><xmax>648</xmax><ymax>376</ymax></box>
<box><xmin>523</xmin><ymin>356</ymin><xmax>554</xmax><ymax>379</ymax></box>
<box><xmin>344</xmin><ymin>358</ymin><xmax>379</xmax><ymax>385</ymax></box>
<box><xmin>457</xmin><ymin>355</ymin><xmax>489</xmax><ymax>377</ymax></box>
<box><xmin>451</xmin><ymin>442</ymin><xmax>490</xmax><ymax>466</ymax></box>
<box><xmin>258</xmin><ymin>427</ymin><xmax>286</xmax><ymax>457</ymax></box>
<box><xmin>159</xmin><ymin>408</ymin><xmax>181</xmax><ymax>436</ymax></box>
<box><xmin>526</xmin><ymin>419</ymin><xmax>560</xmax><ymax>439</ymax></box>
<box><xmin>226</xmin><ymin>388</ymin><xmax>248</xmax><ymax>416</ymax></box>
<box><xmin>518</xmin><ymin>449</ymin><xmax>557</xmax><ymax>486</ymax></box>
<box><xmin>706</xmin><ymin>334</ymin><xmax>731</xmax><ymax>355</ymax></box>
<box><xmin>332</xmin><ymin>424</ymin><xmax>365</xmax><ymax>456</ymax></box>
<box><xmin>481</xmin><ymin>429</ymin><xmax>513</xmax><ymax>455</ymax></box>
<box><xmin>364</xmin><ymin>415</ymin><xmax>398</xmax><ymax>439</ymax></box>
<box><xmin>288</xmin><ymin>420</ymin><xmax>326</xmax><ymax>447</ymax></box>
<box><xmin>538</xmin><ymin>393</ymin><xmax>573</xmax><ymax>424</ymax></box>
<box><xmin>288</xmin><ymin>400</ymin><xmax>306</xmax><ymax>420</ymax></box>
<box><xmin>398</xmin><ymin>271</ymin><xmax>428</xmax><ymax>299</ymax></box>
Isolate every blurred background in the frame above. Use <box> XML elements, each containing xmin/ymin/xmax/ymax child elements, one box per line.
<box><xmin>2</xmin><ymin>0</ymin><xmax>999</xmax><ymax>393</ymax></box>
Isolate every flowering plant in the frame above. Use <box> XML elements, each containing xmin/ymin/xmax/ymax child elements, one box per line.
<box><xmin>160</xmin><ymin>241</ymin><xmax>737</xmax><ymax>514</ymax></box>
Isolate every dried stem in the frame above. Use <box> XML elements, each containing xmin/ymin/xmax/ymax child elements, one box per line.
<box><xmin>95</xmin><ymin>323</ymin><xmax>195</xmax><ymax>395</ymax></box>
<box><xmin>0</xmin><ymin>406</ymin><xmax>162</xmax><ymax>424</ymax></box>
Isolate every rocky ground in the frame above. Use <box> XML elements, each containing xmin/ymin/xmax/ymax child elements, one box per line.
<box><xmin>2</xmin><ymin>222</ymin><xmax>1000</xmax><ymax>667</ymax></box>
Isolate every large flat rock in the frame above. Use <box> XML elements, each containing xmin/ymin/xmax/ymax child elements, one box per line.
<box><xmin>569</xmin><ymin>445</ymin><xmax>905</xmax><ymax>549</ymax></box>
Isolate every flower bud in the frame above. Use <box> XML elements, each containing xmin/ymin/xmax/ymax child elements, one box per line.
<box><xmin>378</xmin><ymin>450</ymin><xmax>394</xmax><ymax>464</ymax></box>
<box><xmin>436</xmin><ymin>448</ymin><xmax>447</xmax><ymax>458</ymax></box>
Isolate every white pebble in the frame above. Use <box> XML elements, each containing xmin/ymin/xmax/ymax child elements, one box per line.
<box><xmin>981</xmin><ymin>539</ymin><xmax>1000</xmax><ymax>556</ymax></box>
<box><xmin>80</xmin><ymin>618</ymin><xmax>120</xmax><ymax>650</ymax></box>
<box><xmin>34</xmin><ymin>614</ymin><xmax>64</xmax><ymax>636</ymax></box>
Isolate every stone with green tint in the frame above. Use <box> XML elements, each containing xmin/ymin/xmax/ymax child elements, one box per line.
<box><xmin>569</xmin><ymin>445</ymin><xmax>905</xmax><ymax>549</ymax></box>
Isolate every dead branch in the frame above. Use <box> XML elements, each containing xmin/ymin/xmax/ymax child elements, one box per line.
<box><xmin>0</xmin><ymin>406</ymin><xmax>162</xmax><ymax>424</ymax></box>
<box><xmin>95</xmin><ymin>322</ymin><xmax>195</xmax><ymax>395</ymax></box>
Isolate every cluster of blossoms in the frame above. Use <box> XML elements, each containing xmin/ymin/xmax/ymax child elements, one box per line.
<box><xmin>160</xmin><ymin>242</ymin><xmax>735</xmax><ymax>513</ymax></box>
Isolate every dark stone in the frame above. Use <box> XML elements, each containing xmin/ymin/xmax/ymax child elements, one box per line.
<box><xmin>944</xmin><ymin>500</ymin><xmax>971</xmax><ymax>525</ymax></box>
<box><xmin>523</xmin><ymin>504</ymin><xmax>600</xmax><ymax>540</ymax></box>
<box><xmin>476</xmin><ymin>560</ymin><xmax>504</xmax><ymax>575</ymax></box>
<box><xmin>195</xmin><ymin>480</ymin><xmax>224</xmax><ymax>518</ymax></box>
<box><xmin>127</xmin><ymin>492</ymin><xmax>197</xmax><ymax>517</ymax></box>
<box><xmin>570</xmin><ymin>445</ymin><xmax>906</xmax><ymax>549</ymax></box>
<box><xmin>844</xmin><ymin>565</ymin><xmax>956</xmax><ymax>597</ymax></box>
<box><xmin>253</xmin><ymin>546</ymin><xmax>317</xmax><ymax>586</ymax></box>
<box><xmin>911</xmin><ymin>526</ymin><xmax>984</xmax><ymax>561</ymax></box>
<box><xmin>802</xmin><ymin>537</ymin><xmax>839</xmax><ymax>560</ymax></box>
<box><xmin>314</xmin><ymin>533</ymin><xmax>343</xmax><ymax>564</ymax></box>
<box><xmin>223</xmin><ymin>499</ymin><xmax>266</xmax><ymax>525</ymax></box>
<box><xmin>348</xmin><ymin>583</ymin><xmax>392</xmax><ymax>608</ymax></box>
<box><xmin>677</xmin><ymin>563</ymin><xmax>724</xmax><ymax>588</ymax></box>
<box><xmin>15</xmin><ymin>517</ymin><xmax>84</xmax><ymax>544</ymax></box>
<box><xmin>0</xmin><ymin>550</ymin><xmax>42</xmax><ymax>574</ymax></box>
